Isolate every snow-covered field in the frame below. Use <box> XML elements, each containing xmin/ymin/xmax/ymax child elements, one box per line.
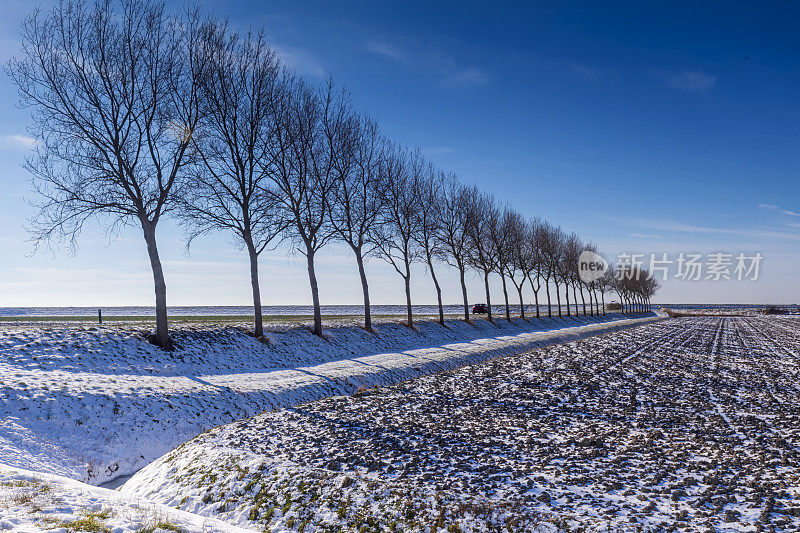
<box><xmin>0</xmin><ymin>314</ymin><xmax>656</xmax><ymax>487</ymax></box>
<box><xmin>0</xmin><ymin>463</ymin><xmax>249</xmax><ymax>532</ymax></box>
<box><xmin>122</xmin><ymin>317</ymin><xmax>800</xmax><ymax>532</ymax></box>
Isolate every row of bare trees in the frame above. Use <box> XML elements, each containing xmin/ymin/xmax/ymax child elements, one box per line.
<box><xmin>611</xmin><ymin>267</ymin><xmax>659</xmax><ymax>314</ymax></box>
<box><xmin>10</xmin><ymin>0</ymin><xmax>657</xmax><ymax>348</ymax></box>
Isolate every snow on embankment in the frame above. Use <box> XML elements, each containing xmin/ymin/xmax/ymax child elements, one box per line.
<box><xmin>0</xmin><ymin>463</ymin><xmax>253</xmax><ymax>532</ymax></box>
<box><xmin>0</xmin><ymin>314</ymin><xmax>661</xmax><ymax>485</ymax></box>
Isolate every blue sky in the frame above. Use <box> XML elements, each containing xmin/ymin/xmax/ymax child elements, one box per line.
<box><xmin>0</xmin><ymin>0</ymin><xmax>798</xmax><ymax>307</ymax></box>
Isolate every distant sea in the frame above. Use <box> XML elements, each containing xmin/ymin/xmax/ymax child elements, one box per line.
<box><xmin>0</xmin><ymin>303</ymin><xmax>793</xmax><ymax>317</ymax></box>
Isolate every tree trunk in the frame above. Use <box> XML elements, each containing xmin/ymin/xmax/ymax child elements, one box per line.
<box><xmin>427</xmin><ymin>254</ymin><xmax>444</xmax><ymax>324</ymax></box>
<box><xmin>517</xmin><ymin>286</ymin><xmax>526</xmax><ymax>319</ymax></box>
<box><xmin>142</xmin><ymin>220</ymin><xmax>169</xmax><ymax>348</ymax></box>
<box><xmin>355</xmin><ymin>249</ymin><xmax>372</xmax><ymax>332</ymax></box>
<box><xmin>564</xmin><ymin>281</ymin><xmax>571</xmax><ymax>317</ymax></box>
<box><xmin>572</xmin><ymin>284</ymin><xmax>579</xmax><ymax>316</ymax></box>
<box><xmin>545</xmin><ymin>279</ymin><xmax>552</xmax><ymax>318</ymax></box>
<box><xmin>588</xmin><ymin>287</ymin><xmax>594</xmax><ymax>316</ymax></box>
<box><xmin>601</xmin><ymin>292</ymin><xmax>606</xmax><ymax>315</ymax></box>
<box><xmin>404</xmin><ymin>272</ymin><xmax>413</xmax><ymax>328</ymax></box>
<box><xmin>306</xmin><ymin>248</ymin><xmax>323</xmax><ymax>336</ymax></box>
<box><xmin>246</xmin><ymin>242</ymin><xmax>263</xmax><ymax>338</ymax></box>
<box><xmin>483</xmin><ymin>271</ymin><xmax>493</xmax><ymax>322</ymax></box>
<box><xmin>579</xmin><ymin>285</ymin><xmax>586</xmax><ymax>316</ymax></box>
<box><xmin>459</xmin><ymin>264</ymin><xmax>470</xmax><ymax>322</ymax></box>
<box><xmin>500</xmin><ymin>273</ymin><xmax>511</xmax><ymax>320</ymax></box>
<box><xmin>529</xmin><ymin>274</ymin><xmax>540</xmax><ymax>319</ymax></box>
<box><xmin>571</xmin><ymin>284</ymin><xmax>577</xmax><ymax>316</ymax></box>
<box><xmin>555</xmin><ymin>281</ymin><xmax>562</xmax><ymax>317</ymax></box>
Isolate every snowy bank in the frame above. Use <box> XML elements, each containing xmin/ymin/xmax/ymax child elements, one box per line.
<box><xmin>0</xmin><ymin>314</ymin><xmax>661</xmax><ymax>485</ymax></box>
<box><xmin>0</xmin><ymin>463</ymin><xmax>254</xmax><ymax>532</ymax></box>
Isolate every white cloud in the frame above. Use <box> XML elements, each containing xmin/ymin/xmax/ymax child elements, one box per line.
<box><xmin>439</xmin><ymin>66</ymin><xmax>489</xmax><ymax>89</ymax></box>
<box><xmin>758</xmin><ymin>203</ymin><xmax>800</xmax><ymax>218</ymax></box>
<box><xmin>653</xmin><ymin>69</ymin><xmax>716</xmax><ymax>93</ymax></box>
<box><xmin>606</xmin><ymin>215</ymin><xmax>800</xmax><ymax>245</ymax></box>
<box><xmin>363</xmin><ymin>35</ymin><xmax>488</xmax><ymax>89</ymax></box>
<box><xmin>423</xmin><ymin>147</ymin><xmax>454</xmax><ymax>156</ymax></box>
<box><xmin>365</xmin><ymin>41</ymin><xmax>403</xmax><ymax>61</ymax></box>
<box><xmin>568</xmin><ymin>62</ymin><xmax>615</xmax><ymax>80</ymax></box>
<box><xmin>0</xmin><ymin>134</ymin><xmax>36</xmax><ymax>150</ymax></box>
<box><xmin>628</xmin><ymin>233</ymin><xmax>663</xmax><ymax>239</ymax></box>
<box><xmin>274</xmin><ymin>45</ymin><xmax>325</xmax><ymax>77</ymax></box>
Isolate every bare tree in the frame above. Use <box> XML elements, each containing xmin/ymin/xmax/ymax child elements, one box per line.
<box><xmin>10</xmin><ymin>0</ymin><xmax>204</xmax><ymax>347</ymax></box>
<box><xmin>437</xmin><ymin>175</ymin><xmax>473</xmax><ymax>321</ymax></box>
<box><xmin>372</xmin><ymin>146</ymin><xmax>421</xmax><ymax>328</ymax></box>
<box><xmin>618</xmin><ymin>268</ymin><xmax>658</xmax><ymax>313</ymax></box>
<box><xmin>562</xmin><ymin>233</ymin><xmax>583</xmax><ymax>318</ymax></box>
<box><xmin>538</xmin><ymin>223</ymin><xmax>561</xmax><ymax>318</ymax></box>
<box><xmin>179</xmin><ymin>23</ymin><xmax>284</xmax><ymax>338</ymax></box>
<box><xmin>552</xmin><ymin>228</ymin><xmax>568</xmax><ymax>318</ymax></box>
<box><xmin>613</xmin><ymin>265</ymin><xmax>652</xmax><ymax>314</ymax></box>
<box><xmin>271</xmin><ymin>78</ymin><xmax>341</xmax><ymax>335</ymax></box>
<box><xmin>465</xmin><ymin>188</ymin><xmax>499</xmax><ymax>322</ymax></box>
<box><xmin>504</xmin><ymin>210</ymin><xmax>531</xmax><ymax>319</ymax></box>
<box><xmin>493</xmin><ymin>207</ymin><xmax>517</xmax><ymax>321</ymax></box>
<box><xmin>329</xmin><ymin>113</ymin><xmax>384</xmax><ymax>331</ymax></box>
<box><xmin>582</xmin><ymin>242</ymin><xmax>602</xmax><ymax>317</ymax></box>
<box><xmin>643</xmin><ymin>276</ymin><xmax>659</xmax><ymax>312</ymax></box>
<box><xmin>554</xmin><ymin>233</ymin><xmax>574</xmax><ymax>318</ymax></box>
<box><xmin>524</xmin><ymin>218</ymin><xmax>546</xmax><ymax>319</ymax></box>
<box><xmin>412</xmin><ymin>164</ymin><xmax>446</xmax><ymax>324</ymax></box>
<box><xmin>596</xmin><ymin>267</ymin><xmax>614</xmax><ymax>315</ymax></box>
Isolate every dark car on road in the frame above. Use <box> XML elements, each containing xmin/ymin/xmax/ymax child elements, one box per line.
<box><xmin>472</xmin><ymin>303</ymin><xmax>489</xmax><ymax>314</ymax></box>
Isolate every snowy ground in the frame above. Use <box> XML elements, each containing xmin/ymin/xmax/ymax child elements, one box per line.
<box><xmin>0</xmin><ymin>314</ymin><xmax>657</xmax><ymax>486</ymax></box>
<box><xmin>0</xmin><ymin>463</ymin><xmax>252</xmax><ymax>532</ymax></box>
<box><xmin>122</xmin><ymin>317</ymin><xmax>800</xmax><ymax>532</ymax></box>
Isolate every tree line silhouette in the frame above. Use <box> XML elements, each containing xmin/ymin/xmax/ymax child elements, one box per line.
<box><xmin>9</xmin><ymin>0</ymin><xmax>658</xmax><ymax>347</ymax></box>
